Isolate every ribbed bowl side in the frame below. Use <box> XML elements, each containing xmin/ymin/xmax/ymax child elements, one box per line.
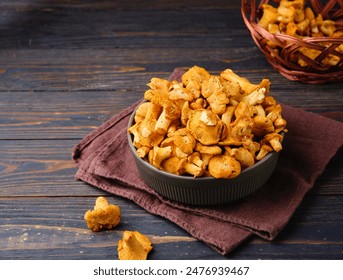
<box><xmin>133</xmin><ymin>151</ymin><xmax>279</xmax><ymax>206</ymax></box>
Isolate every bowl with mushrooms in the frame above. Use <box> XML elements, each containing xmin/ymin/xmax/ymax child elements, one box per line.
<box><xmin>127</xmin><ymin>66</ymin><xmax>287</xmax><ymax>206</ymax></box>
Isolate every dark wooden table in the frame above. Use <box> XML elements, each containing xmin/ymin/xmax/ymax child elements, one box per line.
<box><xmin>0</xmin><ymin>0</ymin><xmax>342</xmax><ymax>260</ymax></box>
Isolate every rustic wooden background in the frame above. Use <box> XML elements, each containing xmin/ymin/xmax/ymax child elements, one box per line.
<box><xmin>0</xmin><ymin>0</ymin><xmax>342</xmax><ymax>259</ymax></box>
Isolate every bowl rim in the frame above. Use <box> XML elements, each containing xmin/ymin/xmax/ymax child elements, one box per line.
<box><xmin>127</xmin><ymin>100</ymin><xmax>283</xmax><ymax>182</ymax></box>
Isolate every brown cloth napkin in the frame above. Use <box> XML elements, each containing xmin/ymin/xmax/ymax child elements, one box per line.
<box><xmin>72</xmin><ymin>69</ymin><xmax>343</xmax><ymax>255</ymax></box>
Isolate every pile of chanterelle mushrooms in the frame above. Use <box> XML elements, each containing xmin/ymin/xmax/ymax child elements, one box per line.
<box><xmin>128</xmin><ymin>66</ymin><xmax>287</xmax><ymax>179</ymax></box>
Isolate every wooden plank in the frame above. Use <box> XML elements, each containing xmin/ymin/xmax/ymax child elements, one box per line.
<box><xmin>0</xmin><ymin>0</ymin><xmax>240</xmax><ymax>11</ymax></box>
<box><xmin>0</xmin><ymin>83</ymin><xmax>342</xmax><ymax>140</ymax></box>
<box><xmin>0</xmin><ymin>48</ymin><xmax>271</xmax><ymax>92</ymax></box>
<box><xmin>0</xmin><ymin>90</ymin><xmax>140</xmax><ymax>139</ymax></box>
<box><xmin>0</xmin><ymin>3</ymin><xmax>246</xmax><ymax>49</ymax></box>
<box><xmin>0</xmin><ymin>195</ymin><xmax>341</xmax><ymax>259</ymax></box>
<box><xmin>1</xmin><ymin>48</ymin><xmax>342</xmax><ymax>92</ymax></box>
<box><xmin>0</xmin><ymin>139</ymin><xmax>98</xmax><ymax>196</ymax></box>
<box><xmin>0</xmin><ymin>140</ymin><xmax>342</xmax><ymax>196</ymax></box>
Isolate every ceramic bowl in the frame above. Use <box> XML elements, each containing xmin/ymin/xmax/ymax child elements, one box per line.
<box><xmin>127</xmin><ymin>104</ymin><xmax>281</xmax><ymax>206</ymax></box>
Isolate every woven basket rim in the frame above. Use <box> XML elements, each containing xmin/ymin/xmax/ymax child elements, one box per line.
<box><xmin>241</xmin><ymin>0</ymin><xmax>343</xmax><ymax>83</ymax></box>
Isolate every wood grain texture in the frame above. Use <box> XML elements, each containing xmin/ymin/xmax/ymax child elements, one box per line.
<box><xmin>0</xmin><ymin>0</ymin><xmax>342</xmax><ymax>260</ymax></box>
<box><xmin>0</xmin><ymin>140</ymin><xmax>341</xmax><ymax>197</ymax></box>
<box><xmin>0</xmin><ymin>195</ymin><xmax>342</xmax><ymax>260</ymax></box>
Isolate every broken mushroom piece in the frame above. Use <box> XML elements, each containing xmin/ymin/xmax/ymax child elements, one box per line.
<box><xmin>208</xmin><ymin>154</ymin><xmax>241</xmax><ymax>179</ymax></box>
<box><xmin>117</xmin><ymin>231</ymin><xmax>153</xmax><ymax>260</ymax></box>
<box><xmin>84</xmin><ymin>197</ymin><xmax>121</xmax><ymax>232</ymax></box>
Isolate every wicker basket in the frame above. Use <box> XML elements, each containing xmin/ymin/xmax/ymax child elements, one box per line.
<box><xmin>241</xmin><ymin>0</ymin><xmax>343</xmax><ymax>83</ymax></box>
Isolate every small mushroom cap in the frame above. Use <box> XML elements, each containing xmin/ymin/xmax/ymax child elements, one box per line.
<box><xmin>194</xmin><ymin>142</ymin><xmax>222</xmax><ymax>155</ymax></box>
<box><xmin>173</xmin><ymin>129</ymin><xmax>196</xmax><ymax>155</ymax></box>
<box><xmin>252</xmin><ymin>115</ymin><xmax>275</xmax><ymax>137</ymax></box>
<box><xmin>256</xmin><ymin>144</ymin><xmax>274</xmax><ymax>160</ymax></box>
<box><xmin>187</xmin><ymin>109</ymin><xmax>224</xmax><ymax>145</ymax></box>
<box><xmin>229</xmin><ymin>147</ymin><xmax>255</xmax><ymax>169</ymax></box>
<box><xmin>161</xmin><ymin>156</ymin><xmax>181</xmax><ymax>174</ymax></box>
<box><xmin>134</xmin><ymin>102</ymin><xmax>150</xmax><ymax>123</ymax></box>
<box><xmin>150</xmin><ymin>146</ymin><xmax>173</xmax><ymax>169</ymax></box>
<box><xmin>176</xmin><ymin>154</ymin><xmax>206</xmax><ymax>177</ymax></box>
<box><xmin>84</xmin><ymin>197</ymin><xmax>121</xmax><ymax>232</ymax></box>
<box><xmin>144</xmin><ymin>77</ymin><xmax>171</xmax><ymax>105</ymax></box>
<box><xmin>117</xmin><ymin>231</ymin><xmax>153</xmax><ymax>260</ymax></box>
<box><xmin>262</xmin><ymin>132</ymin><xmax>283</xmax><ymax>152</ymax></box>
<box><xmin>168</xmin><ymin>80</ymin><xmax>193</xmax><ymax>101</ymax></box>
<box><xmin>182</xmin><ymin>65</ymin><xmax>211</xmax><ymax>88</ymax></box>
<box><xmin>208</xmin><ymin>154</ymin><xmax>241</xmax><ymax>179</ymax></box>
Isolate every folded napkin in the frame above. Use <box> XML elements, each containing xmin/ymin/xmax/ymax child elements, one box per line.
<box><xmin>72</xmin><ymin>69</ymin><xmax>343</xmax><ymax>255</ymax></box>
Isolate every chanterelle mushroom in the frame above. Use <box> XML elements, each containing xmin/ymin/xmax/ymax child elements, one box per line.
<box><xmin>226</xmin><ymin>146</ymin><xmax>255</xmax><ymax>169</ymax></box>
<box><xmin>84</xmin><ymin>197</ymin><xmax>120</xmax><ymax>232</ymax></box>
<box><xmin>176</xmin><ymin>152</ymin><xmax>206</xmax><ymax>177</ymax></box>
<box><xmin>187</xmin><ymin>109</ymin><xmax>224</xmax><ymax>145</ymax></box>
<box><xmin>195</xmin><ymin>142</ymin><xmax>223</xmax><ymax>166</ymax></box>
<box><xmin>252</xmin><ymin>115</ymin><xmax>275</xmax><ymax>137</ymax></box>
<box><xmin>117</xmin><ymin>231</ymin><xmax>153</xmax><ymax>260</ymax></box>
<box><xmin>134</xmin><ymin>102</ymin><xmax>150</xmax><ymax>123</ymax></box>
<box><xmin>160</xmin><ymin>156</ymin><xmax>181</xmax><ymax>174</ymax></box>
<box><xmin>168</xmin><ymin>80</ymin><xmax>194</xmax><ymax>101</ymax></box>
<box><xmin>208</xmin><ymin>154</ymin><xmax>241</xmax><ymax>179</ymax></box>
<box><xmin>150</xmin><ymin>146</ymin><xmax>173</xmax><ymax>170</ymax></box>
<box><xmin>182</xmin><ymin>65</ymin><xmax>211</xmax><ymax>90</ymax></box>
<box><xmin>262</xmin><ymin>132</ymin><xmax>284</xmax><ymax>152</ymax></box>
<box><xmin>128</xmin><ymin>102</ymin><xmax>164</xmax><ymax>148</ymax></box>
<box><xmin>144</xmin><ymin>77</ymin><xmax>171</xmax><ymax>105</ymax></box>
<box><xmin>258</xmin><ymin>4</ymin><xmax>279</xmax><ymax>29</ymax></box>
<box><xmin>155</xmin><ymin>99</ymin><xmax>183</xmax><ymax>135</ymax></box>
<box><xmin>173</xmin><ymin>128</ymin><xmax>196</xmax><ymax>156</ymax></box>
<box><xmin>221</xmin><ymin>68</ymin><xmax>270</xmax><ymax>96</ymax></box>
<box><xmin>201</xmin><ymin>75</ymin><xmax>230</xmax><ymax>115</ymax></box>
<box><xmin>265</xmin><ymin>103</ymin><xmax>287</xmax><ymax>129</ymax></box>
